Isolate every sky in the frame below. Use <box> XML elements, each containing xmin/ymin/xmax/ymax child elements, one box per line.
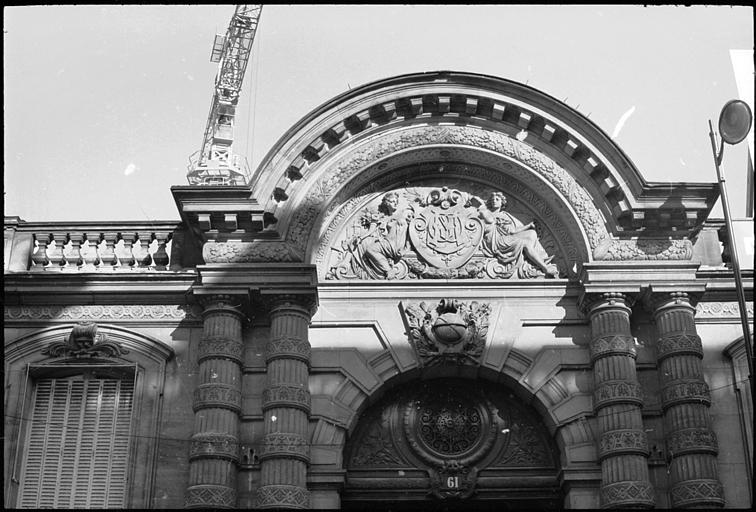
<box><xmin>4</xmin><ymin>5</ymin><xmax>754</xmax><ymax>223</ymax></box>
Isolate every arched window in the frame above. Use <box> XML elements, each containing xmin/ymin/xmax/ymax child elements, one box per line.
<box><xmin>5</xmin><ymin>323</ymin><xmax>173</xmax><ymax>509</ymax></box>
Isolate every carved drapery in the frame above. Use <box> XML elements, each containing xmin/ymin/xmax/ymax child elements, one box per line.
<box><xmin>186</xmin><ymin>295</ymin><xmax>246</xmax><ymax>509</ymax></box>
<box><xmin>651</xmin><ymin>292</ymin><xmax>725</xmax><ymax>508</ymax></box>
<box><xmin>583</xmin><ymin>292</ymin><xmax>654</xmax><ymax>509</ymax></box>
<box><xmin>255</xmin><ymin>294</ymin><xmax>315</xmax><ymax>509</ymax></box>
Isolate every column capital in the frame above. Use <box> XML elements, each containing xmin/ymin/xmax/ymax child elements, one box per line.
<box><xmin>643</xmin><ymin>290</ymin><xmax>701</xmax><ymax>317</ymax></box>
<box><xmin>264</xmin><ymin>292</ymin><xmax>318</xmax><ymax>317</ymax></box>
<box><xmin>194</xmin><ymin>293</ymin><xmax>250</xmax><ymax>321</ymax></box>
<box><xmin>578</xmin><ymin>291</ymin><xmax>636</xmax><ymax>316</ymax></box>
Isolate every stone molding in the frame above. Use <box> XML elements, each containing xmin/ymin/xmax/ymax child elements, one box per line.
<box><xmin>600</xmin><ymin>480</ymin><xmax>655</xmax><ymax>508</ymax></box>
<box><xmin>4</xmin><ymin>304</ymin><xmax>201</xmax><ymax>321</ymax></box>
<box><xmin>696</xmin><ymin>301</ymin><xmax>754</xmax><ymax>318</ymax></box>
<box><xmin>188</xmin><ymin>433</ymin><xmax>240</xmax><ymax>462</ymax></box>
<box><xmin>185</xmin><ymin>484</ymin><xmax>237</xmax><ymax>508</ymax></box>
<box><xmin>266</xmin><ymin>335</ymin><xmax>311</xmax><ymax>364</ymax></box>
<box><xmin>589</xmin><ymin>334</ymin><xmax>637</xmax><ymax>362</ymax></box>
<box><xmin>656</xmin><ymin>333</ymin><xmax>703</xmax><ymax>361</ymax></box>
<box><xmin>193</xmin><ymin>383</ymin><xmax>242</xmax><ymax>413</ymax></box>
<box><xmin>259</xmin><ymin>433</ymin><xmax>310</xmax><ymax>463</ymax></box>
<box><xmin>598</xmin><ymin>429</ymin><xmax>650</xmax><ymax>460</ymax></box>
<box><xmin>255</xmin><ymin>485</ymin><xmax>310</xmax><ymax>509</ymax></box>
<box><xmin>593</xmin><ymin>380</ymin><xmax>644</xmax><ymax>410</ymax></box>
<box><xmin>669</xmin><ymin>479</ymin><xmax>725</xmax><ymax>508</ymax></box>
<box><xmin>261</xmin><ymin>385</ymin><xmax>311</xmax><ymax>413</ymax></box>
<box><xmin>197</xmin><ymin>335</ymin><xmax>244</xmax><ymax>364</ymax></box>
<box><xmin>661</xmin><ymin>380</ymin><xmax>711</xmax><ymax>410</ymax></box>
<box><xmin>667</xmin><ymin>428</ymin><xmax>719</xmax><ymax>456</ymax></box>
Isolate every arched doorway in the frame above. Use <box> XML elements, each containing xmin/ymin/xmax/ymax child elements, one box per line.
<box><xmin>343</xmin><ymin>378</ymin><xmax>563</xmax><ymax>510</ymax></box>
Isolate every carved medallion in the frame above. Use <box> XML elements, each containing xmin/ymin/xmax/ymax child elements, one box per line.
<box><xmin>409</xmin><ymin>187</ymin><xmax>483</xmax><ymax>269</ymax></box>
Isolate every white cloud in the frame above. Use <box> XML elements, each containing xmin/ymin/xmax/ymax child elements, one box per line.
<box><xmin>124</xmin><ymin>163</ymin><xmax>138</xmax><ymax>176</ymax></box>
<box><xmin>612</xmin><ymin>105</ymin><xmax>636</xmax><ymax>139</ymax></box>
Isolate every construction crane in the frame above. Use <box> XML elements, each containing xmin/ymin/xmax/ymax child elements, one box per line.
<box><xmin>186</xmin><ymin>5</ymin><xmax>263</xmax><ymax>186</ymax></box>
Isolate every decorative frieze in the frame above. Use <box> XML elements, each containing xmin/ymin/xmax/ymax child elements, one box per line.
<box><xmin>670</xmin><ymin>479</ymin><xmax>726</xmax><ymax>508</ymax></box>
<box><xmin>589</xmin><ymin>334</ymin><xmax>637</xmax><ymax>361</ymax></box>
<box><xmin>188</xmin><ymin>433</ymin><xmax>240</xmax><ymax>462</ymax></box>
<box><xmin>656</xmin><ymin>333</ymin><xmax>703</xmax><ymax>360</ymax></box>
<box><xmin>261</xmin><ymin>385</ymin><xmax>311</xmax><ymax>413</ymax></box>
<box><xmin>185</xmin><ymin>485</ymin><xmax>237</xmax><ymax>509</ymax></box>
<box><xmin>266</xmin><ymin>335</ymin><xmax>311</xmax><ymax>364</ymax></box>
<box><xmin>193</xmin><ymin>384</ymin><xmax>242</xmax><ymax>413</ymax></box>
<box><xmin>598</xmin><ymin>429</ymin><xmax>650</xmax><ymax>460</ymax></box>
<box><xmin>660</xmin><ymin>380</ymin><xmax>711</xmax><ymax>410</ymax></box>
<box><xmin>667</xmin><ymin>428</ymin><xmax>718</xmax><ymax>456</ymax></box>
<box><xmin>600</xmin><ymin>481</ymin><xmax>655</xmax><ymax>507</ymax></box>
<box><xmin>593</xmin><ymin>380</ymin><xmax>644</xmax><ymax>410</ymax></box>
<box><xmin>259</xmin><ymin>433</ymin><xmax>310</xmax><ymax>463</ymax></box>
<box><xmin>255</xmin><ymin>485</ymin><xmax>310</xmax><ymax>509</ymax></box>
<box><xmin>4</xmin><ymin>304</ymin><xmax>201</xmax><ymax>321</ymax></box>
<box><xmin>696</xmin><ymin>301</ymin><xmax>754</xmax><ymax>318</ymax></box>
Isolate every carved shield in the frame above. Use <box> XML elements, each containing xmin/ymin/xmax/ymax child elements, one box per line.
<box><xmin>410</xmin><ymin>202</ymin><xmax>483</xmax><ymax>268</ymax></box>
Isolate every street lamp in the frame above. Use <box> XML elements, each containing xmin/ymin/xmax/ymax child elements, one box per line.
<box><xmin>708</xmin><ymin>99</ymin><xmax>754</xmax><ymax>386</ymax></box>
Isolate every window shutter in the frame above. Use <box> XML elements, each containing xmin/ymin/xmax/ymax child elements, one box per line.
<box><xmin>19</xmin><ymin>375</ymin><xmax>135</xmax><ymax>509</ymax></box>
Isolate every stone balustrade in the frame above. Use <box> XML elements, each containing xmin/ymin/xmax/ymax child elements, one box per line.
<box><xmin>4</xmin><ymin>219</ymin><xmax>184</xmax><ymax>272</ymax></box>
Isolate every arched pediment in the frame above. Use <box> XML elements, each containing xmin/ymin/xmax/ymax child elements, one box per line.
<box><xmin>190</xmin><ymin>71</ymin><xmax>718</xmax><ymax>271</ymax></box>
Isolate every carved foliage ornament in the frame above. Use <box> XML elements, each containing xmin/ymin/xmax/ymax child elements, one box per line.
<box><xmin>327</xmin><ymin>187</ymin><xmax>559</xmax><ymax>280</ymax></box>
<box><xmin>42</xmin><ymin>322</ymin><xmax>128</xmax><ymax>359</ymax></box>
<box><xmin>402</xmin><ymin>299</ymin><xmax>491</xmax><ymax>366</ymax></box>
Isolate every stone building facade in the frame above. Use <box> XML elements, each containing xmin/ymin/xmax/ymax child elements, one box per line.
<box><xmin>4</xmin><ymin>71</ymin><xmax>753</xmax><ymax>509</ymax></box>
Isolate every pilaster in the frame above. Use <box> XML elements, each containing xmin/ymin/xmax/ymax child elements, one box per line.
<box><xmin>581</xmin><ymin>292</ymin><xmax>655</xmax><ymax>508</ymax></box>
<box><xmin>256</xmin><ymin>294</ymin><xmax>316</xmax><ymax>509</ymax></box>
<box><xmin>649</xmin><ymin>291</ymin><xmax>725</xmax><ymax>508</ymax></box>
<box><xmin>185</xmin><ymin>294</ymin><xmax>246</xmax><ymax>509</ymax></box>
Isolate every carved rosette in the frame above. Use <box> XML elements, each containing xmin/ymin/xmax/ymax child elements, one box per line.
<box><xmin>266</xmin><ymin>335</ymin><xmax>311</xmax><ymax>365</ymax></box>
<box><xmin>660</xmin><ymin>380</ymin><xmax>711</xmax><ymax>410</ymax></box>
<box><xmin>261</xmin><ymin>385</ymin><xmax>311</xmax><ymax>413</ymax></box>
<box><xmin>189</xmin><ymin>433</ymin><xmax>240</xmax><ymax>462</ymax></box>
<box><xmin>260</xmin><ymin>433</ymin><xmax>310</xmax><ymax>463</ymax></box>
<box><xmin>593</xmin><ymin>380</ymin><xmax>644</xmax><ymax>410</ymax></box>
<box><xmin>198</xmin><ymin>335</ymin><xmax>244</xmax><ymax>364</ymax></box>
<box><xmin>185</xmin><ymin>484</ymin><xmax>237</xmax><ymax>509</ymax></box>
<box><xmin>255</xmin><ymin>485</ymin><xmax>310</xmax><ymax>509</ymax></box>
<box><xmin>600</xmin><ymin>481</ymin><xmax>655</xmax><ymax>508</ymax></box>
<box><xmin>598</xmin><ymin>429</ymin><xmax>650</xmax><ymax>460</ymax></box>
<box><xmin>670</xmin><ymin>479</ymin><xmax>725</xmax><ymax>508</ymax></box>
<box><xmin>667</xmin><ymin>428</ymin><xmax>719</xmax><ymax>456</ymax></box>
<box><xmin>193</xmin><ymin>384</ymin><xmax>242</xmax><ymax>413</ymax></box>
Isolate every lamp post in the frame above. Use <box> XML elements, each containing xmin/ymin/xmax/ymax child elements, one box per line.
<box><xmin>708</xmin><ymin>99</ymin><xmax>754</xmax><ymax>390</ymax></box>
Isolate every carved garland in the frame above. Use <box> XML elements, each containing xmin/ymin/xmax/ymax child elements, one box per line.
<box><xmin>5</xmin><ymin>304</ymin><xmax>202</xmax><ymax>321</ymax></box>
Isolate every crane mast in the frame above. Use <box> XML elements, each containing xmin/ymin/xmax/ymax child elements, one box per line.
<box><xmin>186</xmin><ymin>4</ymin><xmax>262</xmax><ymax>186</ymax></box>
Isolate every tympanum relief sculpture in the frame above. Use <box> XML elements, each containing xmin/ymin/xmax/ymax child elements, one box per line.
<box><xmin>326</xmin><ymin>186</ymin><xmax>560</xmax><ymax>280</ymax></box>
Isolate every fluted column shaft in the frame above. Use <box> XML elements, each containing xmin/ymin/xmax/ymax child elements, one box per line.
<box><xmin>652</xmin><ymin>292</ymin><xmax>725</xmax><ymax>508</ymax></box>
<box><xmin>256</xmin><ymin>295</ymin><xmax>314</xmax><ymax>509</ymax></box>
<box><xmin>186</xmin><ymin>295</ymin><xmax>245</xmax><ymax>508</ymax></box>
<box><xmin>586</xmin><ymin>293</ymin><xmax>654</xmax><ymax>508</ymax></box>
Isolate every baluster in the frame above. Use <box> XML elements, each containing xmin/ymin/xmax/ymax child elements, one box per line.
<box><xmin>48</xmin><ymin>233</ymin><xmax>68</xmax><ymax>270</ymax></box>
<box><xmin>153</xmin><ymin>231</ymin><xmax>171</xmax><ymax>270</ymax></box>
<box><xmin>118</xmin><ymin>232</ymin><xmax>137</xmax><ymax>270</ymax></box>
<box><xmin>64</xmin><ymin>233</ymin><xmax>84</xmax><ymax>272</ymax></box>
<box><xmin>100</xmin><ymin>232</ymin><xmax>119</xmax><ymax>270</ymax></box>
<box><xmin>31</xmin><ymin>233</ymin><xmax>51</xmax><ymax>271</ymax></box>
<box><xmin>134</xmin><ymin>232</ymin><xmax>154</xmax><ymax>270</ymax></box>
<box><xmin>82</xmin><ymin>232</ymin><xmax>102</xmax><ymax>271</ymax></box>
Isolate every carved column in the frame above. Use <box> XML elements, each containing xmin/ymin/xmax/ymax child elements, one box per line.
<box><xmin>186</xmin><ymin>295</ymin><xmax>245</xmax><ymax>509</ymax></box>
<box><xmin>651</xmin><ymin>292</ymin><xmax>725</xmax><ymax>508</ymax></box>
<box><xmin>255</xmin><ymin>294</ymin><xmax>315</xmax><ymax>509</ymax></box>
<box><xmin>583</xmin><ymin>292</ymin><xmax>654</xmax><ymax>508</ymax></box>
